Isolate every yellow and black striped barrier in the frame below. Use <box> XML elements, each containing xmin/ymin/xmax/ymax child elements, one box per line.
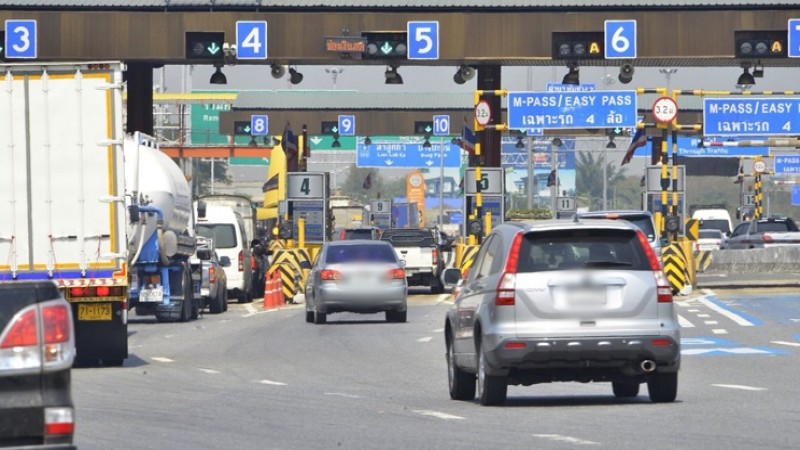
<box><xmin>454</xmin><ymin>243</ymin><xmax>479</xmax><ymax>275</ymax></box>
<box><xmin>268</xmin><ymin>248</ymin><xmax>314</xmax><ymax>301</ymax></box>
<box><xmin>661</xmin><ymin>243</ymin><xmax>687</xmax><ymax>294</ymax></box>
<box><xmin>695</xmin><ymin>250</ymin><xmax>713</xmax><ymax>273</ymax></box>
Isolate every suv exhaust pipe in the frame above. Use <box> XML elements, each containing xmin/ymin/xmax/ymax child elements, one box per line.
<box><xmin>640</xmin><ymin>360</ymin><xmax>657</xmax><ymax>373</ymax></box>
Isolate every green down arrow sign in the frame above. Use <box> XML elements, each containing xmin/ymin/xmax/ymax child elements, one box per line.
<box><xmin>207</xmin><ymin>42</ymin><xmax>220</xmax><ymax>55</ymax></box>
<box><xmin>380</xmin><ymin>42</ymin><xmax>394</xmax><ymax>55</ymax></box>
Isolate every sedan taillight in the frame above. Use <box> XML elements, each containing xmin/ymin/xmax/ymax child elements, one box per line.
<box><xmin>320</xmin><ymin>269</ymin><xmax>343</xmax><ymax>281</ymax></box>
<box><xmin>387</xmin><ymin>268</ymin><xmax>406</xmax><ymax>280</ymax></box>
<box><xmin>208</xmin><ymin>266</ymin><xmax>216</xmax><ymax>284</ymax></box>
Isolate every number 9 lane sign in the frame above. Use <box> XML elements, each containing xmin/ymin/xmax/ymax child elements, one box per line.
<box><xmin>338</xmin><ymin>115</ymin><xmax>355</xmax><ymax>136</ymax></box>
<box><xmin>4</xmin><ymin>20</ymin><xmax>37</xmax><ymax>59</ymax></box>
<box><xmin>236</xmin><ymin>21</ymin><xmax>268</xmax><ymax>60</ymax></box>
<box><xmin>407</xmin><ymin>21</ymin><xmax>439</xmax><ymax>60</ymax></box>
<box><xmin>604</xmin><ymin>20</ymin><xmax>636</xmax><ymax>59</ymax></box>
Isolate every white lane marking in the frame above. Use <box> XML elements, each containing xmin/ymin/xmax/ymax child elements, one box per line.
<box><xmin>257</xmin><ymin>379</ymin><xmax>288</xmax><ymax>386</ymax></box>
<box><xmin>436</xmin><ymin>294</ymin><xmax>450</xmax><ymax>302</ymax></box>
<box><xmin>704</xmin><ymin>320</ymin><xmax>719</xmax><ymax>325</ymax></box>
<box><xmin>697</xmin><ymin>313</ymin><xmax>710</xmax><ymax>318</ymax></box>
<box><xmin>532</xmin><ymin>434</ymin><xmax>600</xmax><ymax>446</ymax></box>
<box><xmin>712</xmin><ymin>329</ymin><xmax>729</xmax><ymax>335</ymax></box>
<box><xmin>771</xmin><ymin>340</ymin><xmax>800</xmax><ymax>347</ymax></box>
<box><xmin>417</xmin><ymin>336</ymin><xmax>433</xmax><ymax>343</ymax></box>
<box><xmin>687</xmin><ymin>309</ymin><xmax>700</xmax><ymax>313</ymax></box>
<box><xmin>675</xmin><ymin>301</ymin><xmax>691</xmax><ymax>308</ymax></box>
<box><xmin>412</xmin><ymin>410</ymin><xmax>465</xmax><ymax>420</ymax></box>
<box><xmin>712</xmin><ymin>384</ymin><xmax>767</xmax><ymax>392</ymax></box>
<box><xmin>325</xmin><ymin>392</ymin><xmax>363</xmax><ymax>399</ymax></box>
<box><xmin>244</xmin><ymin>304</ymin><xmax>258</xmax><ymax>314</ymax></box>
<box><xmin>198</xmin><ymin>368</ymin><xmax>221</xmax><ymax>374</ymax></box>
<box><xmin>431</xmin><ymin>328</ymin><xmax>445</xmax><ymax>333</ymax></box>
<box><xmin>677</xmin><ymin>315</ymin><xmax>695</xmax><ymax>328</ymax></box>
<box><xmin>164</xmin><ymin>335</ymin><xmax>175</xmax><ymax>339</ymax></box>
<box><xmin>701</xmin><ymin>288</ymin><xmax>716</xmax><ymax>295</ymax></box>
<box><xmin>697</xmin><ymin>297</ymin><xmax>755</xmax><ymax>327</ymax></box>
<box><xmin>151</xmin><ymin>357</ymin><xmax>174</xmax><ymax>363</ymax></box>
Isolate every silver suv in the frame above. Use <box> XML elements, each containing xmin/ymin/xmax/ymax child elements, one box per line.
<box><xmin>443</xmin><ymin>219</ymin><xmax>680</xmax><ymax>406</ymax></box>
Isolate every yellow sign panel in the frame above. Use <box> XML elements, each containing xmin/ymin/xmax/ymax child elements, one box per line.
<box><xmin>589</xmin><ymin>42</ymin><xmax>601</xmax><ymax>54</ymax></box>
<box><xmin>771</xmin><ymin>40</ymin><xmax>783</xmax><ymax>54</ymax></box>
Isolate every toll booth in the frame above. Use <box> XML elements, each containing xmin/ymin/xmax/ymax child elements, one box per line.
<box><xmin>644</xmin><ymin>165</ymin><xmax>686</xmax><ymax>235</ymax></box>
<box><xmin>286</xmin><ymin>172</ymin><xmax>331</xmax><ymax>243</ymax></box>
<box><xmin>463</xmin><ymin>168</ymin><xmax>505</xmax><ymax>237</ymax></box>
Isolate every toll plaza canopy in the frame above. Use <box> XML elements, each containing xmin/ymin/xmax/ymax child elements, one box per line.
<box><xmin>2</xmin><ymin>1</ymin><xmax>800</xmax><ymax>66</ymax></box>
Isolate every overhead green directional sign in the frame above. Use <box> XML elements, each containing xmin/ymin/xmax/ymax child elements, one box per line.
<box><xmin>185</xmin><ymin>32</ymin><xmax>225</xmax><ymax>60</ymax></box>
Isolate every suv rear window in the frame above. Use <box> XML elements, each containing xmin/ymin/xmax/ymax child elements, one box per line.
<box><xmin>516</xmin><ymin>229</ymin><xmax>650</xmax><ymax>272</ymax></box>
<box><xmin>343</xmin><ymin>229</ymin><xmax>375</xmax><ymax>240</ymax></box>
<box><xmin>580</xmin><ymin>213</ymin><xmax>656</xmax><ymax>242</ymax></box>
<box><xmin>196</xmin><ymin>224</ymin><xmax>237</xmax><ymax>249</ymax></box>
<box><xmin>380</xmin><ymin>230</ymin><xmax>435</xmax><ymax>247</ymax></box>
<box><xmin>754</xmin><ymin>220</ymin><xmax>798</xmax><ymax>232</ymax></box>
<box><xmin>326</xmin><ymin>244</ymin><xmax>397</xmax><ymax>264</ymax></box>
<box><xmin>699</xmin><ymin>229</ymin><xmax>722</xmax><ymax>239</ymax></box>
<box><xmin>699</xmin><ymin>219</ymin><xmax>731</xmax><ymax>235</ymax></box>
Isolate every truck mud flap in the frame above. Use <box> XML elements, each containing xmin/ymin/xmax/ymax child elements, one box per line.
<box><xmin>72</xmin><ymin>301</ymin><xmax>128</xmax><ymax>366</ymax></box>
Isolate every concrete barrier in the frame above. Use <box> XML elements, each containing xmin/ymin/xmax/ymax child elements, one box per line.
<box><xmin>703</xmin><ymin>247</ymin><xmax>800</xmax><ymax>274</ymax></box>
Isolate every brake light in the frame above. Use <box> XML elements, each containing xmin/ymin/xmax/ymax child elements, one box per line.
<box><xmin>495</xmin><ymin>232</ymin><xmax>523</xmax><ymax>306</ymax></box>
<box><xmin>432</xmin><ymin>248</ymin><xmax>439</xmax><ymax>265</ymax></box>
<box><xmin>320</xmin><ymin>269</ymin><xmax>343</xmax><ymax>281</ymax></box>
<box><xmin>251</xmin><ymin>255</ymin><xmax>257</xmax><ymax>271</ymax></box>
<box><xmin>504</xmin><ymin>341</ymin><xmax>526</xmax><ymax>349</ymax></box>
<box><xmin>387</xmin><ymin>268</ymin><xmax>406</xmax><ymax>279</ymax></box>
<box><xmin>655</xmin><ymin>271</ymin><xmax>673</xmax><ymax>303</ymax></box>
<box><xmin>238</xmin><ymin>250</ymin><xmax>244</xmax><ymax>272</ymax></box>
<box><xmin>208</xmin><ymin>266</ymin><xmax>217</xmax><ymax>284</ymax></box>
<box><xmin>651</xmin><ymin>338</ymin><xmax>673</xmax><ymax>346</ymax></box>
<box><xmin>42</xmin><ymin>305</ymin><xmax>70</xmax><ymax>344</ymax></box>
<box><xmin>0</xmin><ymin>309</ymin><xmax>38</xmax><ymax>348</ymax></box>
<box><xmin>44</xmin><ymin>407</ymin><xmax>74</xmax><ymax>437</ymax></box>
<box><xmin>96</xmin><ymin>286</ymin><xmax>110</xmax><ymax>297</ymax></box>
<box><xmin>636</xmin><ymin>230</ymin><xmax>662</xmax><ymax>271</ymax></box>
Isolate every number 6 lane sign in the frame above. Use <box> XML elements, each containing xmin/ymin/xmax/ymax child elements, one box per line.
<box><xmin>604</xmin><ymin>20</ymin><xmax>636</xmax><ymax>59</ymax></box>
<box><xmin>407</xmin><ymin>21</ymin><xmax>439</xmax><ymax>60</ymax></box>
<box><xmin>4</xmin><ymin>20</ymin><xmax>37</xmax><ymax>59</ymax></box>
<box><xmin>236</xmin><ymin>21</ymin><xmax>268</xmax><ymax>60</ymax></box>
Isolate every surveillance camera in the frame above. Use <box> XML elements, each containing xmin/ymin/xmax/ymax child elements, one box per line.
<box><xmin>222</xmin><ymin>42</ymin><xmax>230</xmax><ymax>51</ymax></box>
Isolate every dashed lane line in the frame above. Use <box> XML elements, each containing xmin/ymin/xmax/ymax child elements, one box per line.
<box><xmin>697</xmin><ymin>313</ymin><xmax>710</xmax><ymax>318</ymax></box>
<box><xmin>677</xmin><ymin>315</ymin><xmax>695</xmax><ymax>328</ymax></box>
<box><xmin>771</xmin><ymin>341</ymin><xmax>800</xmax><ymax>348</ymax></box>
<box><xmin>151</xmin><ymin>357</ymin><xmax>174</xmax><ymax>363</ymax></box>
<box><xmin>687</xmin><ymin>309</ymin><xmax>700</xmax><ymax>313</ymax></box>
<box><xmin>697</xmin><ymin>297</ymin><xmax>756</xmax><ymax>327</ymax></box>
<box><xmin>257</xmin><ymin>379</ymin><xmax>288</xmax><ymax>386</ymax></box>
<box><xmin>704</xmin><ymin>321</ymin><xmax>719</xmax><ymax>325</ymax></box>
<box><xmin>712</xmin><ymin>329</ymin><xmax>729</xmax><ymax>335</ymax></box>
<box><xmin>417</xmin><ymin>336</ymin><xmax>433</xmax><ymax>343</ymax></box>
<box><xmin>197</xmin><ymin>368</ymin><xmax>221</xmax><ymax>374</ymax></box>
<box><xmin>324</xmin><ymin>393</ymin><xmax>363</xmax><ymax>399</ymax></box>
<box><xmin>531</xmin><ymin>434</ymin><xmax>600</xmax><ymax>446</ymax></box>
<box><xmin>712</xmin><ymin>384</ymin><xmax>767</xmax><ymax>392</ymax></box>
<box><xmin>431</xmin><ymin>328</ymin><xmax>445</xmax><ymax>333</ymax></box>
<box><xmin>412</xmin><ymin>410</ymin><xmax>465</xmax><ymax>420</ymax></box>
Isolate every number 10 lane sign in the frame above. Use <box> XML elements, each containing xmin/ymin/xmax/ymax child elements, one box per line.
<box><xmin>703</xmin><ymin>98</ymin><xmax>800</xmax><ymax>136</ymax></box>
<box><xmin>507</xmin><ymin>91</ymin><xmax>637</xmax><ymax>130</ymax></box>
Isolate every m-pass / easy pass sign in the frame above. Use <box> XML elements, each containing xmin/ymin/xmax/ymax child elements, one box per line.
<box><xmin>507</xmin><ymin>91</ymin><xmax>637</xmax><ymax>130</ymax></box>
<box><xmin>703</xmin><ymin>98</ymin><xmax>800</xmax><ymax>136</ymax></box>
<box><xmin>338</xmin><ymin>115</ymin><xmax>355</xmax><ymax>136</ymax></box>
<box><xmin>4</xmin><ymin>19</ymin><xmax>37</xmax><ymax>59</ymax></box>
<box><xmin>407</xmin><ymin>21</ymin><xmax>439</xmax><ymax>60</ymax></box>
<box><xmin>604</xmin><ymin>20</ymin><xmax>636</xmax><ymax>59</ymax></box>
<box><xmin>236</xmin><ymin>21</ymin><xmax>267</xmax><ymax>59</ymax></box>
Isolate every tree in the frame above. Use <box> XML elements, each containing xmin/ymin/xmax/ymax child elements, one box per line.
<box><xmin>340</xmin><ymin>165</ymin><xmax>385</xmax><ymax>203</ymax></box>
<box><xmin>576</xmin><ymin>151</ymin><xmax>627</xmax><ymax>210</ymax></box>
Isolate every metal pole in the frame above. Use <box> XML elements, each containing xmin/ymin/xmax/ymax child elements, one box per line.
<box><xmin>526</xmin><ymin>136</ymin><xmax>533</xmax><ymax>210</ymax></box>
<box><xmin>550</xmin><ymin>143</ymin><xmax>557</xmax><ymax>214</ymax></box>
<box><xmin>602</xmin><ymin>146</ymin><xmax>608</xmax><ymax>209</ymax></box>
<box><xmin>439</xmin><ymin>136</ymin><xmax>445</xmax><ymax>226</ymax></box>
<box><xmin>210</xmin><ymin>158</ymin><xmax>215</xmax><ymax>194</ymax></box>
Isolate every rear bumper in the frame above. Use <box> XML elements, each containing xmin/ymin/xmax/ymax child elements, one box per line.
<box><xmin>483</xmin><ymin>335</ymin><xmax>680</xmax><ymax>377</ymax></box>
<box><xmin>314</xmin><ymin>284</ymin><xmax>407</xmax><ymax>314</ymax></box>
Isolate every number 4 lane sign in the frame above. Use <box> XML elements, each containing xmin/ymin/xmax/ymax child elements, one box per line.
<box><xmin>236</xmin><ymin>21</ymin><xmax>267</xmax><ymax>60</ymax></box>
<box><xmin>604</xmin><ymin>20</ymin><xmax>636</xmax><ymax>59</ymax></box>
<box><xmin>4</xmin><ymin>20</ymin><xmax>37</xmax><ymax>59</ymax></box>
<box><xmin>407</xmin><ymin>21</ymin><xmax>439</xmax><ymax>60</ymax></box>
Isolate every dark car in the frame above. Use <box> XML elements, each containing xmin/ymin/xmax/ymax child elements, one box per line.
<box><xmin>0</xmin><ymin>281</ymin><xmax>76</xmax><ymax>448</ymax></box>
<box><xmin>337</xmin><ymin>226</ymin><xmax>382</xmax><ymax>241</ymax></box>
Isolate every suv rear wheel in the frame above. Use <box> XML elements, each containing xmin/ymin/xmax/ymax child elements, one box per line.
<box><xmin>477</xmin><ymin>344</ymin><xmax>507</xmax><ymax>406</ymax></box>
<box><xmin>648</xmin><ymin>372</ymin><xmax>678</xmax><ymax>403</ymax></box>
<box><xmin>447</xmin><ymin>336</ymin><xmax>476</xmax><ymax>401</ymax></box>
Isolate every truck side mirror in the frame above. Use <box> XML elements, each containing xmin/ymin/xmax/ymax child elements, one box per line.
<box><xmin>219</xmin><ymin>256</ymin><xmax>232</xmax><ymax>267</ymax></box>
<box><xmin>443</xmin><ymin>268</ymin><xmax>462</xmax><ymax>287</ymax></box>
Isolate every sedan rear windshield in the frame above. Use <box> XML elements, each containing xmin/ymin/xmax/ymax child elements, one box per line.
<box><xmin>326</xmin><ymin>244</ymin><xmax>398</xmax><ymax>264</ymax></box>
<box><xmin>196</xmin><ymin>224</ymin><xmax>237</xmax><ymax>249</ymax></box>
<box><xmin>517</xmin><ymin>229</ymin><xmax>650</xmax><ymax>272</ymax></box>
<box><xmin>699</xmin><ymin>229</ymin><xmax>723</xmax><ymax>239</ymax></box>
<box><xmin>344</xmin><ymin>229</ymin><xmax>375</xmax><ymax>240</ymax></box>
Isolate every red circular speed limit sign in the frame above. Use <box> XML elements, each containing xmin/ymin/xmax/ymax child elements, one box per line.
<box><xmin>753</xmin><ymin>160</ymin><xmax>767</xmax><ymax>174</ymax></box>
<box><xmin>475</xmin><ymin>100</ymin><xmax>491</xmax><ymax>126</ymax></box>
<box><xmin>652</xmin><ymin>97</ymin><xmax>678</xmax><ymax>123</ymax></box>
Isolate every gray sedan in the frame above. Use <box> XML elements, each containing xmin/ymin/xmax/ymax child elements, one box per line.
<box><xmin>304</xmin><ymin>240</ymin><xmax>408</xmax><ymax>324</ymax></box>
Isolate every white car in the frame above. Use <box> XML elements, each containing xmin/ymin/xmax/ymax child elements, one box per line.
<box><xmin>695</xmin><ymin>229</ymin><xmax>724</xmax><ymax>251</ymax></box>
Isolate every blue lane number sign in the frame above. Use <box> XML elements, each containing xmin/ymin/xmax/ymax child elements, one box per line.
<box><xmin>250</xmin><ymin>115</ymin><xmax>268</xmax><ymax>136</ymax></box>
<box><xmin>338</xmin><ymin>115</ymin><xmax>355</xmax><ymax>136</ymax></box>
<box><xmin>604</xmin><ymin>20</ymin><xmax>636</xmax><ymax>59</ymax></box>
<box><xmin>789</xmin><ymin>19</ymin><xmax>800</xmax><ymax>58</ymax></box>
<box><xmin>236</xmin><ymin>21</ymin><xmax>267</xmax><ymax>60</ymax></box>
<box><xmin>433</xmin><ymin>115</ymin><xmax>450</xmax><ymax>136</ymax></box>
<box><xmin>4</xmin><ymin>20</ymin><xmax>37</xmax><ymax>59</ymax></box>
<box><xmin>407</xmin><ymin>21</ymin><xmax>439</xmax><ymax>60</ymax></box>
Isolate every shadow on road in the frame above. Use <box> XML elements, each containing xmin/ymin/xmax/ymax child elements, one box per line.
<box><xmin>502</xmin><ymin>394</ymin><xmax>679</xmax><ymax>408</ymax></box>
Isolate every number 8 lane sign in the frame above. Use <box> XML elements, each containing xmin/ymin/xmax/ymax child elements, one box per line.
<box><xmin>604</xmin><ymin>20</ymin><xmax>636</xmax><ymax>59</ymax></box>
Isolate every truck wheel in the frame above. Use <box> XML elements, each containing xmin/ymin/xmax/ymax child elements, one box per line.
<box><xmin>104</xmin><ymin>358</ymin><xmax>124</xmax><ymax>367</ymax></box>
<box><xmin>209</xmin><ymin>289</ymin><xmax>225</xmax><ymax>314</ymax></box>
<box><xmin>222</xmin><ymin>289</ymin><xmax>229</xmax><ymax>312</ymax></box>
<box><xmin>305</xmin><ymin>310</ymin><xmax>314</xmax><ymax>323</ymax></box>
<box><xmin>314</xmin><ymin>311</ymin><xmax>327</xmax><ymax>324</ymax></box>
<box><xmin>237</xmin><ymin>290</ymin><xmax>253</xmax><ymax>304</ymax></box>
<box><xmin>386</xmin><ymin>310</ymin><xmax>407</xmax><ymax>323</ymax></box>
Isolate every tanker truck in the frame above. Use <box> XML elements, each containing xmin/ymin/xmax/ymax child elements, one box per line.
<box><xmin>125</xmin><ymin>133</ymin><xmax>199</xmax><ymax>322</ymax></box>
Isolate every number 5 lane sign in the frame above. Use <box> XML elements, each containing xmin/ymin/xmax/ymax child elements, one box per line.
<box><xmin>604</xmin><ymin>20</ymin><xmax>636</xmax><ymax>59</ymax></box>
<box><xmin>236</xmin><ymin>21</ymin><xmax>267</xmax><ymax>60</ymax></box>
<box><xmin>407</xmin><ymin>21</ymin><xmax>439</xmax><ymax>60</ymax></box>
<box><xmin>4</xmin><ymin>19</ymin><xmax>37</xmax><ymax>59</ymax></box>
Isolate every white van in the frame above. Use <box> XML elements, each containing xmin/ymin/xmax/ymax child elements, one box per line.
<box><xmin>692</xmin><ymin>209</ymin><xmax>733</xmax><ymax>237</ymax></box>
<box><xmin>196</xmin><ymin>204</ymin><xmax>254</xmax><ymax>303</ymax></box>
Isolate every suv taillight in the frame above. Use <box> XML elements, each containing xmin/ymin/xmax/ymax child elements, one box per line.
<box><xmin>208</xmin><ymin>266</ymin><xmax>216</xmax><ymax>284</ymax></box>
<box><xmin>495</xmin><ymin>232</ymin><xmax>523</xmax><ymax>306</ymax></box>
<box><xmin>387</xmin><ymin>268</ymin><xmax>406</xmax><ymax>280</ymax></box>
<box><xmin>44</xmin><ymin>407</ymin><xmax>74</xmax><ymax>438</ymax></box>
<box><xmin>637</xmin><ymin>230</ymin><xmax>673</xmax><ymax>303</ymax></box>
<box><xmin>432</xmin><ymin>248</ymin><xmax>439</xmax><ymax>265</ymax></box>
<box><xmin>0</xmin><ymin>301</ymin><xmax>75</xmax><ymax>372</ymax></box>
<box><xmin>238</xmin><ymin>250</ymin><xmax>244</xmax><ymax>272</ymax></box>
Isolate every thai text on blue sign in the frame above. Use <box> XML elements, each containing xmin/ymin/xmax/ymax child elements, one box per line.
<box><xmin>774</xmin><ymin>155</ymin><xmax>800</xmax><ymax>173</ymax></box>
<box><xmin>545</xmin><ymin>82</ymin><xmax>596</xmax><ymax>92</ymax></box>
<box><xmin>703</xmin><ymin>98</ymin><xmax>800</xmax><ymax>136</ymax></box>
<box><xmin>792</xmin><ymin>186</ymin><xmax>800</xmax><ymax>206</ymax></box>
<box><xmin>356</xmin><ymin>137</ymin><xmax>461</xmax><ymax>168</ymax></box>
<box><xmin>507</xmin><ymin>90</ymin><xmax>637</xmax><ymax>130</ymax></box>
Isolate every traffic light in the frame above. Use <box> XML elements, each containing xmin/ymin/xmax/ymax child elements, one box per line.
<box><xmin>552</xmin><ymin>32</ymin><xmax>604</xmax><ymax>60</ymax></box>
<box><xmin>414</xmin><ymin>121</ymin><xmax>434</xmax><ymax>135</ymax></box>
<box><xmin>321</xmin><ymin>121</ymin><xmax>338</xmax><ymax>135</ymax></box>
<box><xmin>234</xmin><ymin>121</ymin><xmax>252</xmax><ymax>136</ymax></box>
<box><xmin>362</xmin><ymin>32</ymin><xmax>408</xmax><ymax>59</ymax></box>
<box><xmin>546</xmin><ymin>170</ymin><xmax>557</xmax><ymax>187</ymax></box>
<box><xmin>278</xmin><ymin>221</ymin><xmax>294</xmax><ymax>240</ymax></box>
<box><xmin>185</xmin><ymin>32</ymin><xmax>225</xmax><ymax>60</ymax></box>
<box><xmin>0</xmin><ymin>32</ymin><xmax>5</xmax><ymax>60</ymax></box>
<box><xmin>734</xmin><ymin>30</ymin><xmax>786</xmax><ymax>58</ymax></box>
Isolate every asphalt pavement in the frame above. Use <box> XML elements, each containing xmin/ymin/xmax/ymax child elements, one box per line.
<box><xmin>72</xmin><ymin>287</ymin><xmax>800</xmax><ymax>450</ymax></box>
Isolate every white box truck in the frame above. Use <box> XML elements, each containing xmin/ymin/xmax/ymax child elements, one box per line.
<box><xmin>0</xmin><ymin>62</ymin><xmax>129</xmax><ymax>366</ymax></box>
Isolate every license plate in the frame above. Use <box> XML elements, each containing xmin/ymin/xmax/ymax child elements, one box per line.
<box><xmin>139</xmin><ymin>288</ymin><xmax>164</xmax><ymax>303</ymax></box>
<box><xmin>568</xmin><ymin>288</ymin><xmax>606</xmax><ymax>306</ymax></box>
<box><xmin>78</xmin><ymin>303</ymin><xmax>112</xmax><ymax>321</ymax></box>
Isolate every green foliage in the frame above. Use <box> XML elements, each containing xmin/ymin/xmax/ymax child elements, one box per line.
<box><xmin>575</xmin><ymin>151</ymin><xmax>626</xmax><ymax>210</ymax></box>
<box><xmin>506</xmin><ymin>208</ymin><xmax>553</xmax><ymax>220</ymax></box>
<box><xmin>340</xmin><ymin>165</ymin><xmax>384</xmax><ymax>203</ymax></box>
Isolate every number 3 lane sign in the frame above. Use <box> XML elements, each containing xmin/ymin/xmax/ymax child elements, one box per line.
<box><xmin>604</xmin><ymin>20</ymin><xmax>636</xmax><ymax>59</ymax></box>
<box><xmin>4</xmin><ymin>20</ymin><xmax>37</xmax><ymax>59</ymax></box>
<box><xmin>236</xmin><ymin>21</ymin><xmax>268</xmax><ymax>60</ymax></box>
<box><xmin>407</xmin><ymin>21</ymin><xmax>439</xmax><ymax>60</ymax></box>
